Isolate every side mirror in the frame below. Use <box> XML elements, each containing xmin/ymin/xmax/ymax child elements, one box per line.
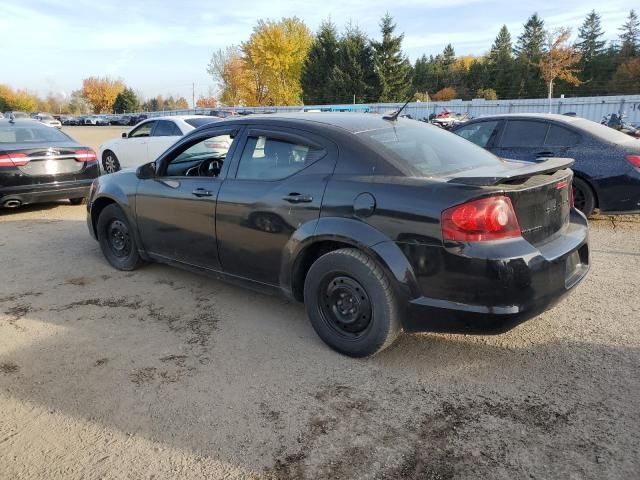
<box><xmin>122</xmin><ymin>132</ymin><xmax>128</xmax><ymax>138</ymax></box>
<box><xmin>136</xmin><ymin>162</ymin><xmax>156</xmax><ymax>180</ymax></box>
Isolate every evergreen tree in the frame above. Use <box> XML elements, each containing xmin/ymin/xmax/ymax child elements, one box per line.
<box><xmin>371</xmin><ymin>13</ymin><xmax>412</xmax><ymax>102</ymax></box>
<box><xmin>576</xmin><ymin>11</ymin><xmax>609</xmax><ymax>95</ymax></box>
<box><xmin>619</xmin><ymin>9</ymin><xmax>640</xmax><ymax>57</ymax></box>
<box><xmin>113</xmin><ymin>88</ymin><xmax>139</xmax><ymax>113</ymax></box>
<box><xmin>577</xmin><ymin>10</ymin><xmax>606</xmax><ymax>61</ymax></box>
<box><xmin>442</xmin><ymin>44</ymin><xmax>456</xmax><ymax>67</ymax></box>
<box><xmin>514</xmin><ymin>13</ymin><xmax>547</xmax><ymax>98</ymax></box>
<box><xmin>331</xmin><ymin>26</ymin><xmax>382</xmax><ymax>103</ymax></box>
<box><xmin>301</xmin><ymin>20</ymin><xmax>339</xmax><ymax>104</ymax></box>
<box><xmin>486</xmin><ymin>25</ymin><xmax>514</xmax><ymax>99</ymax></box>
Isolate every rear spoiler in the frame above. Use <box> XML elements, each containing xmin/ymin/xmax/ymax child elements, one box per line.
<box><xmin>446</xmin><ymin>157</ymin><xmax>575</xmax><ymax>186</ymax></box>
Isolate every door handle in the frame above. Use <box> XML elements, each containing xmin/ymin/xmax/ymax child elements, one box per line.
<box><xmin>282</xmin><ymin>193</ymin><xmax>313</xmax><ymax>203</ymax></box>
<box><xmin>536</xmin><ymin>151</ymin><xmax>555</xmax><ymax>157</ymax></box>
<box><xmin>192</xmin><ymin>188</ymin><xmax>212</xmax><ymax>197</ymax></box>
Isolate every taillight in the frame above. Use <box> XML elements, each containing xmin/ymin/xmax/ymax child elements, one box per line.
<box><xmin>442</xmin><ymin>196</ymin><xmax>521</xmax><ymax>242</ymax></box>
<box><xmin>75</xmin><ymin>149</ymin><xmax>97</xmax><ymax>163</ymax></box>
<box><xmin>0</xmin><ymin>152</ymin><xmax>29</xmax><ymax>167</ymax></box>
<box><xmin>626</xmin><ymin>155</ymin><xmax>640</xmax><ymax>167</ymax></box>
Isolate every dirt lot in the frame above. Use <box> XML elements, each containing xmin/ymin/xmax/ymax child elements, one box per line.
<box><xmin>0</xmin><ymin>202</ymin><xmax>639</xmax><ymax>479</ymax></box>
<box><xmin>62</xmin><ymin>126</ymin><xmax>128</xmax><ymax>153</ymax></box>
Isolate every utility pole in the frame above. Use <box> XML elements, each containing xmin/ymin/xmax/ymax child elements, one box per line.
<box><xmin>192</xmin><ymin>83</ymin><xmax>195</xmax><ymax>109</ymax></box>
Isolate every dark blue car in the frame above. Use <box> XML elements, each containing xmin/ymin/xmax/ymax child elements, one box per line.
<box><xmin>452</xmin><ymin>113</ymin><xmax>640</xmax><ymax>216</ymax></box>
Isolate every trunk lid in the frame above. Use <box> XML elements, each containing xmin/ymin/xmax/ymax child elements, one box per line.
<box><xmin>447</xmin><ymin>158</ymin><xmax>574</xmax><ymax>245</ymax></box>
<box><xmin>11</xmin><ymin>146</ymin><xmax>87</xmax><ymax>178</ymax></box>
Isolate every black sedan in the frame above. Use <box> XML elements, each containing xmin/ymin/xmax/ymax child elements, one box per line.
<box><xmin>0</xmin><ymin>119</ymin><xmax>99</xmax><ymax>208</ymax></box>
<box><xmin>87</xmin><ymin>113</ymin><xmax>589</xmax><ymax>357</ymax></box>
<box><xmin>452</xmin><ymin>113</ymin><xmax>640</xmax><ymax>216</ymax></box>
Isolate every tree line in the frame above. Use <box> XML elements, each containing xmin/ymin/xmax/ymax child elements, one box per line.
<box><xmin>0</xmin><ymin>78</ymin><xmax>217</xmax><ymax>115</ymax></box>
<box><xmin>210</xmin><ymin>10</ymin><xmax>640</xmax><ymax>105</ymax></box>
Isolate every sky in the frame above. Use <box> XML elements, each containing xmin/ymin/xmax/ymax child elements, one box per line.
<box><xmin>0</xmin><ymin>0</ymin><xmax>635</xmax><ymax>104</ymax></box>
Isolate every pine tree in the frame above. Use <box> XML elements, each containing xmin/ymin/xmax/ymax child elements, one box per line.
<box><xmin>371</xmin><ymin>13</ymin><xmax>412</xmax><ymax>102</ymax></box>
<box><xmin>619</xmin><ymin>9</ymin><xmax>640</xmax><ymax>57</ymax></box>
<box><xmin>301</xmin><ymin>21</ymin><xmax>339</xmax><ymax>104</ymax></box>
<box><xmin>331</xmin><ymin>26</ymin><xmax>382</xmax><ymax>103</ymax></box>
<box><xmin>514</xmin><ymin>13</ymin><xmax>547</xmax><ymax>98</ymax></box>
<box><xmin>486</xmin><ymin>25</ymin><xmax>514</xmax><ymax>99</ymax></box>
<box><xmin>442</xmin><ymin>44</ymin><xmax>456</xmax><ymax>67</ymax></box>
<box><xmin>576</xmin><ymin>11</ymin><xmax>608</xmax><ymax>95</ymax></box>
<box><xmin>577</xmin><ymin>10</ymin><xmax>606</xmax><ymax>61</ymax></box>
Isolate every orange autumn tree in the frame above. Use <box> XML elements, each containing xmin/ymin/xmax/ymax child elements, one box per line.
<box><xmin>537</xmin><ymin>28</ymin><xmax>582</xmax><ymax>103</ymax></box>
<box><xmin>82</xmin><ymin>76</ymin><xmax>125</xmax><ymax>113</ymax></box>
<box><xmin>196</xmin><ymin>96</ymin><xmax>218</xmax><ymax>108</ymax></box>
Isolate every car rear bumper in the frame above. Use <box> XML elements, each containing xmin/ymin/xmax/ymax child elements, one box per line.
<box><xmin>401</xmin><ymin>210</ymin><xmax>590</xmax><ymax>334</ymax></box>
<box><xmin>0</xmin><ymin>179</ymin><xmax>93</xmax><ymax>207</ymax></box>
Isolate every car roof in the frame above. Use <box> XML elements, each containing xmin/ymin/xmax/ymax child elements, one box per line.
<box><xmin>207</xmin><ymin>112</ymin><xmax>408</xmax><ymax>133</ymax></box>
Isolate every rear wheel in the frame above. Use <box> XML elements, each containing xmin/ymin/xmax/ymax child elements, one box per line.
<box><xmin>69</xmin><ymin>198</ymin><xmax>85</xmax><ymax>205</ymax></box>
<box><xmin>303</xmin><ymin>248</ymin><xmax>401</xmax><ymax>357</ymax></box>
<box><xmin>102</xmin><ymin>150</ymin><xmax>120</xmax><ymax>174</ymax></box>
<box><xmin>572</xmin><ymin>177</ymin><xmax>595</xmax><ymax>217</ymax></box>
<box><xmin>97</xmin><ymin>204</ymin><xmax>143</xmax><ymax>271</ymax></box>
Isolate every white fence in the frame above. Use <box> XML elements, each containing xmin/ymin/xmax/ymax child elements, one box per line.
<box><xmin>142</xmin><ymin>95</ymin><xmax>640</xmax><ymax>124</ymax></box>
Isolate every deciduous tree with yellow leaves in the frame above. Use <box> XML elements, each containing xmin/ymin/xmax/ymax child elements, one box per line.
<box><xmin>82</xmin><ymin>76</ymin><xmax>125</xmax><ymax>113</ymax></box>
<box><xmin>537</xmin><ymin>28</ymin><xmax>582</xmax><ymax>105</ymax></box>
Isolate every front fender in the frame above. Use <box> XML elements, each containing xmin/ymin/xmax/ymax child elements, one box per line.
<box><xmin>279</xmin><ymin>216</ymin><xmax>420</xmax><ymax>302</ymax></box>
<box><xmin>89</xmin><ymin>174</ymin><xmax>146</xmax><ymax>258</ymax></box>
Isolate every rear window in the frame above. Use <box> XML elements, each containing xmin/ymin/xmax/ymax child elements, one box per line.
<box><xmin>356</xmin><ymin>122</ymin><xmax>503</xmax><ymax>177</ymax></box>
<box><xmin>0</xmin><ymin>124</ymin><xmax>71</xmax><ymax>143</ymax></box>
<box><xmin>572</xmin><ymin>118</ymin><xmax>638</xmax><ymax>144</ymax></box>
<box><xmin>185</xmin><ymin>117</ymin><xmax>221</xmax><ymax>128</ymax></box>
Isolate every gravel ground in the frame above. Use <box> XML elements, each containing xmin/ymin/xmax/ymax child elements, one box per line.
<box><xmin>0</xmin><ymin>203</ymin><xmax>639</xmax><ymax>479</ymax></box>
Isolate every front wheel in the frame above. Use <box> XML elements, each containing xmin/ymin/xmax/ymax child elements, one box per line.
<box><xmin>102</xmin><ymin>150</ymin><xmax>121</xmax><ymax>174</ymax></box>
<box><xmin>304</xmin><ymin>248</ymin><xmax>401</xmax><ymax>357</ymax></box>
<box><xmin>97</xmin><ymin>204</ymin><xmax>143</xmax><ymax>271</ymax></box>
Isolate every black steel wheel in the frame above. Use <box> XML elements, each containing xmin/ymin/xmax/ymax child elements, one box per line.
<box><xmin>304</xmin><ymin>248</ymin><xmax>401</xmax><ymax>357</ymax></box>
<box><xmin>97</xmin><ymin>204</ymin><xmax>143</xmax><ymax>271</ymax></box>
<box><xmin>572</xmin><ymin>177</ymin><xmax>595</xmax><ymax>217</ymax></box>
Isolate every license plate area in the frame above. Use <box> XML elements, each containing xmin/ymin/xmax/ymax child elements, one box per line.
<box><xmin>565</xmin><ymin>244</ymin><xmax>589</xmax><ymax>288</ymax></box>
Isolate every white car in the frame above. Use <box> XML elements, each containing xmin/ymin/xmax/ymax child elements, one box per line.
<box><xmin>34</xmin><ymin>113</ymin><xmax>62</xmax><ymax>129</ymax></box>
<box><xmin>98</xmin><ymin>115</ymin><xmax>222</xmax><ymax>173</ymax></box>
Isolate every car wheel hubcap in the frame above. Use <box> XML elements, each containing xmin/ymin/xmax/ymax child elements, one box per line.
<box><xmin>319</xmin><ymin>276</ymin><xmax>371</xmax><ymax>337</ymax></box>
<box><xmin>107</xmin><ymin>220</ymin><xmax>130</xmax><ymax>258</ymax></box>
<box><xmin>104</xmin><ymin>156</ymin><xmax>117</xmax><ymax>173</ymax></box>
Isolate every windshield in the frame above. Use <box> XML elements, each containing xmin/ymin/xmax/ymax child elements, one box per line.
<box><xmin>185</xmin><ymin>117</ymin><xmax>221</xmax><ymax>128</ymax></box>
<box><xmin>357</xmin><ymin>122</ymin><xmax>503</xmax><ymax>177</ymax></box>
<box><xmin>0</xmin><ymin>124</ymin><xmax>72</xmax><ymax>143</ymax></box>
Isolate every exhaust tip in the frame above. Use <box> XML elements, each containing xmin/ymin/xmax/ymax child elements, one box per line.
<box><xmin>2</xmin><ymin>199</ymin><xmax>22</xmax><ymax>208</ymax></box>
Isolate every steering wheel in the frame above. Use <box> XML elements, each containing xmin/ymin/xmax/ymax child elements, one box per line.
<box><xmin>184</xmin><ymin>157</ymin><xmax>223</xmax><ymax>177</ymax></box>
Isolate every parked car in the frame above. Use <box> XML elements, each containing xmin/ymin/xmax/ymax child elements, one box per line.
<box><xmin>34</xmin><ymin>113</ymin><xmax>62</xmax><ymax>129</ymax></box>
<box><xmin>87</xmin><ymin>113</ymin><xmax>589</xmax><ymax>357</ymax></box>
<box><xmin>0</xmin><ymin>119</ymin><xmax>98</xmax><ymax>208</ymax></box>
<box><xmin>83</xmin><ymin>116</ymin><xmax>97</xmax><ymax>126</ymax></box>
<box><xmin>93</xmin><ymin>116</ymin><xmax>110</xmax><ymax>126</ymax></box>
<box><xmin>62</xmin><ymin>116</ymin><xmax>80</xmax><ymax>126</ymax></box>
<box><xmin>98</xmin><ymin>115</ymin><xmax>221</xmax><ymax>173</ymax></box>
<box><xmin>452</xmin><ymin>113</ymin><xmax>640</xmax><ymax>216</ymax></box>
<box><xmin>3</xmin><ymin>111</ymin><xmax>30</xmax><ymax>120</ymax></box>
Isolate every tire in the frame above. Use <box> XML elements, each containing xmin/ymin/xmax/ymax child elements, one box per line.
<box><xmin>572</xmin><ymin>177</ymin><xmax>596</xmax><ymax>217</ymax></box>
<box><xmin>102</xmin><ymin>150</ymin><xmax>121</xmax><ymax>174</ymax></box>
<box><xmin>69</xmin><ymin>198</ymin><xmax>85</xmax><ymax>205</ymax></box>
<box><xmin>303</xmin><ymin>248</ymin><xmax>401</xmax><ymax>357</ymax></box>
<box><xmin>97</xmin><ymin>204</ymin><xmax>143</xmax><ymax>271</ymax></box>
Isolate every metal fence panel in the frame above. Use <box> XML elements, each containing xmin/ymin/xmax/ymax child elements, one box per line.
<box><xmin>140</xmin><ymin>95</ymin><xmax>640</xmax><ymax>124</ymax></box>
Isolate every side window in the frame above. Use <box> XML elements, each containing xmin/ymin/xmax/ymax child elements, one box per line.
<box><xmin>163</xmin><ymin>132</ymin><xmax>235</xmax><ymax>177</ymax></box>
<box><xmin>454</xmin><ymin>121</ymin><xmax>500</xmax><ymax>148</ymax></box>
<box><xmin>236</xmin><ymin>135</ymin><xmax>323</xmax><ymax>180</ymax></box>
<box><xmin>545</xmin><ymin>125</ymin><xmax>580</xmax><ymax>147</ymax></box>
<box><xmin>153</xmin><ymin>120</ymin><xmax>182</xmax><ymax>137</ymax></box>
<box><xmin>129</xmin><ymin>121</ymin><xmax>156</xmax><ymax>138</ymax></box>
<box><xmin>500</xmin><ymin>121</ymin><xmax>548</xmax><ymax>147</ymax></box>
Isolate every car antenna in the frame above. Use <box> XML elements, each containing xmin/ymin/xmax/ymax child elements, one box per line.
<box><xmin>382</xmin><ymin>98</ymin><xmax>411</xmax><ymax>122</ymax></box>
